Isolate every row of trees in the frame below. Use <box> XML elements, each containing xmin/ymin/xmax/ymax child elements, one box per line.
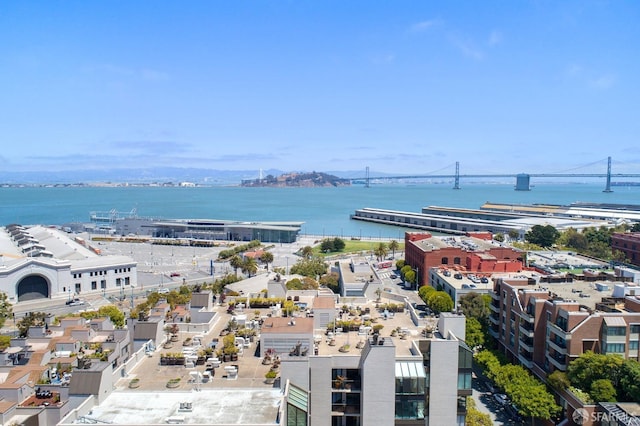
<box><xmin>417</xmin><ymin>285</ymin><xmax>454</xmax><ymax>314</ymax></box>
<box><xmin>228</xmin><ymin>251</ymin><xmax>274</xmax><ymax>277</ymax></box>
<box><xmin>217</xmin><ymin>239</ymin><xmax>262</xmax><ymax>259</ymax></box>
<box><xmin>523</xmin><ymin>224</ymin><xmax>632</xmax><ymax>261</ymax></box>
<box><xmin>475</xmin><ymin>349</ymin><xmax>561</xmax><ymax>422</ymax></box>
<box><xmin>548</xmin><ymin>351</ymin><xmax>640</xmax><ymax>403</ymax></box>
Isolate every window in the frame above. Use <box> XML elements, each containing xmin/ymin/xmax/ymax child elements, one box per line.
<box><xmin>116</xmin><ymin>278</ymin><xmax>122</xmax><ymax>287</ymax></box>
<box><xmin>101</xmin><ymin>280</ymin><xmax>106</xmax><ymax>289</ymax></box>
<box><xmin>606</xmin><ymin>326</ymin><xmax>626</xmax><ymax>336</ymax></box>
<box><xmin>125</xmin><ymin>277</ymin><xmax>130</xmax><ymax>285</ymax></box>
<box><xmin>458</xmin><ymin>372</ymin><xmax>472</xmax><ymax>390</ymax></box>
<box><xmin>75</xmin><ymin>283</ymin><xmax>81</xmax><ymax>293</ymax></box>
<box><xmin>91</xmin><ymin>281</ymin><xmax>97</xmax><ymax>290</ymax></box>
<box><xmin>631</xmin><ymin>324</ymin><xmax>640</xmax><ymax>334</ymax></box>
<box><xmin>605</xmin><ymin>343</ymin><xmax>625</xmax><ymax>353</ymax></box>
<box><xmin>287</xmin><ymin>404</ymin><xmax>307</xmax><ymax>426</ymax></box>
<box><xmin>441</xmin><ymin>257</ymin><xmax>449</xmax><ymax>265</ymax></box>
<box><xmin>453</xmin><ymin>257</ymin><xmax>461</xmax><ymax>265</ymax></box>
<box><xmin>630</xmin><ymin>341</ymin><xmax>639</xmax><ymax>350</ymax></box>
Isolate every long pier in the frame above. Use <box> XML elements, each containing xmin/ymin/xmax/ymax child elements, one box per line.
<box><xmin>354</xmin><ymin>157</ymin><xmax>640</xmax><ymax>192</ymax></box>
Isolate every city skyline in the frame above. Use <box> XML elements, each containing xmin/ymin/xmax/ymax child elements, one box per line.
<box><xmin>1</xmin><ymin>1</ymin><xmax>639</xmax><ymax>175</ymax></box>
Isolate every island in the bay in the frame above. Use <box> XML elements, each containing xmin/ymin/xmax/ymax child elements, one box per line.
<box><xmin>241</xmin><ymin>171</ymin><xmax>350</xmax><ymax>187</ymax></box>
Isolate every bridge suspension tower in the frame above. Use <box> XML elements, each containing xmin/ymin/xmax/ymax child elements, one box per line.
<box><xmin>453</xmin><ymin>162</ymin><xmax>460</xmax><ymax>190</ymax></box>
<box><xmin>603</xmin><ymin>156</ymin><xmax>613</xmax><ymax>193</ymax></box>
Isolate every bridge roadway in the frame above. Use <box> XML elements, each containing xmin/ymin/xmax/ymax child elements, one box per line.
<box><xmin>351</xmin><ymin>173</ymin><xmax>640</xmax><ymax>181</ymax></box>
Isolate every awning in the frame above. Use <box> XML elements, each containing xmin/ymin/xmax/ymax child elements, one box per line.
<box><xmin>604</xmin><ymin>316</ymin><xmax>627</xmax><ymax>327</ymax></box>
<box><xmin>395</xmin><ymin>361</ymin><xmax>426</xmax><ymax>379</ymax></box>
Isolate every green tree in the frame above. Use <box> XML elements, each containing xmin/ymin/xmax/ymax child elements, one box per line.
<box><xmin>229</xmin><ymin>255</ymin><xmax>243</xmax><ymax>277</ymax></box>
<box><xmin>373</xmin><ymin>242</ymin><xmax>389</xmax><ymax>261</ymax></box>
<box><xmin>259</xmin><ymin>251</ymin><xmax>274</xmax><ymax>270</ymax></box>
<box><xmin>301</xmin><ymin>246</ymin><xmax>314</xmax><ymax>259</ymax></box>
<box><xmin>465</xmin><ymin>317</ymin><xmax>485</xmax><ymax>349</ymax></box>
<box><xmin>525</xmin><ymin>225</ymin><xmax>560</xmax><ymax>247</ymax></box>
<box><xmin>418</xmin><ymin>285</ymin><xmax>436</xmax><ymax>303</ymax></box>
<box><xmin>319</xmin><ymin>272</ymin><xmax>340</xmax><ymax>293</ymax></box>
<box><xmin>97</xmin><ymin>305</ymin><xmax>125</xmax><ymax>328</ymax></box>
<box><xmin>590</xmin><ymin>379</ymin><xmax>617</xmax><ymax>402</ymax></box>
<box><xmin>547</xmin><ymin>370</ymin><xmax>570</xmax><ymax>392</ymax></box>
<box><xmin>320</xmin><ymin>239</ymin><xmax>335</xmax><ymax>253</ymax></box>
<box><xmin>567</xmin><ymin>351</ymin><xmax>624</xmax><ymax>391</ymax></box>
<box><xmin>458</xmin><ymin>292</ymin><xmax>490</xmax><ymax>323</ymax></box>
<box><xmin>513</xmin><ymin>383</ymin><xmax>561</xmax><ymax>423</ymax></box>
<box><xmin>0</xmin><ymin>335</ymin><xmax>11</xmax><ymax>351</ymax></box>
<box><xmin>620</xmin><ymin>359</ymin><xmax>640</xmax><ymax>401</ymax></box>
<box><xmin>494</xmin><ymin>233</ymin><xmax>505</xmax><ymax>242</ymax></box>
<box><xmin>241</xmin><ymin>257</ymin><xmax>258</xmax><ymax>277</ymax></box>
<box><xmin>333</xmin><ymin>237</ymin><xmax>346</xmax><ymax>251</ymax></box>
<box><xmin>508</xmin><ymin>229</ymin><xmax>520</xmax><ymax>240</ymax></box>
<box><xmin>466</xmin><ymin>397</ymin><xmax>492</xmax><ymax>426</ymax></box>
<box><xmin>0</xmin><ymin>292</ymin><xmax>12</xmax><ymax>329</ymax></box>
<box><xmin>16</xmin><ymin>311</ymin><xmax>47</xmax><ymax>337</ymax></box>
<box><xmin>427</xmin><ymin>291</ymin><xmax>454</xmax><ymax>314</ymax></box>
<box><xmin>389</xmin><ymin>240</ymin><xmax>399</xmax><ymax>258</ymax></box>
<box><xmin>631</xmin><ymin>223</ymin><xmax>640</xmax><ymax>232</ymax></box>
<box><xmin>395</xmin><ymin>259</ymin><xmax>405</xmax><ymax>270</ymax></box>
<box><xmin>404</xmin><ymin>270</ymin><xmax>415</xmax><ymax>286</ymax></box>
<box><xmin>290</xmin><ymin>257</ymin><xmax>328</xmax><ymax>278</ymax></box>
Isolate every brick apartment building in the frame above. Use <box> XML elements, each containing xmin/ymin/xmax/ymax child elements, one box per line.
<box><xmin>612</xmin><ymin>232</ymin><xmax>640</xmax><ymax>267</ymax></box>
<box><xmin>404</xmin><ymin>232</ymin><xmax>524</xmax><ymax>287</ymax></box>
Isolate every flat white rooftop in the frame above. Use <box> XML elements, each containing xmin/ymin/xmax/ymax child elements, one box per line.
<box><xmin>66</xmin><ymin>389</ymin><xmax>282</xmax><ymax>425</ymax></box>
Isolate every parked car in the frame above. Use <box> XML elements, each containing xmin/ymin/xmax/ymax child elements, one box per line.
<box><xmin>390</xmin><ymin>274</ymin><xmax>397</xmax><ymax>279</ymax></box>
<box><xmin>66</xmin><ymin>298</ymin><xmax>84</xmax><ymax>306</ymax></box>
<box><xmin>494</xmin><ymin>393</ymin><xmax>509</xmax><ymax>405</ymax></box>
<box><xmin>157</xmin><ymin>288</ymin><xmax>170</xmax><ymax>294</ymax></box>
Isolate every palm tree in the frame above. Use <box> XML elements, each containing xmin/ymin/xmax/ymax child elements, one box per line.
<box><xmin>242</xmin><ymin>257</ymin><xmax>258</xmax><ymax>277</ymax></box>
<box><xmin>260</xmin><ymin>251</ymin><xmax>274</xmax><ymax>270</ymax></box>
<box><xmin>389</xmin><ymin>240</ymin><xmax>399</xmax><ymax>258</ymax></box>
<box><xmin>229</xmin><ymin>255</ymin><xmax>243</xmax><ymax>277</ymax></box>
<box><xmin>373</xmin><ymin>242</ymin><xmax>389</xmax><ymax>261</ymax></box>
<box><xmin>301</xmin><ymin>246</ymin><xmax>314</xmax><ymax>259</ymax></box>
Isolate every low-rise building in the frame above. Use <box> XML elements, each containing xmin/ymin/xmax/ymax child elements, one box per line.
<box><xmin>0</xmin><ymin>225</ymin><xmax>137</xmax><ymax>303</ymax></box>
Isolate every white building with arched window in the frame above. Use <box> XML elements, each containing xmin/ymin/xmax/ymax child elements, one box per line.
<box><xmin>0</xmin><ymin>224</ymin><xmax>136</xmax><ymax>303</ymax></box>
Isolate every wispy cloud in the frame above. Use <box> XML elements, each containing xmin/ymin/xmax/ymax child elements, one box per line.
<box><xmin>588</xmin><ymin>74</ymin><xmax>616</xmax><ymax>90</ymax></box>
<box><xmin>451</xmin><ymin>36</ymin><xmax>484</xmax><ymax>60</ymax></box>
<box><xmin>409</xmin><ymin>19</ymin><xmax>441</xmax><ymax>33</ymax></box>
<box><xmin>488</xmin><ymin>30</ymin><xmax>502</xmax><ymax>46</ymax></box>
<box><xmin>564</xmin><ymin>63</ymin><xmax>615</xmax><ymax>90</ymax></box>
<box><xmin>107</xmin><ymin>140</ymin><xmax>190</xmax><ymax>155</ymax></box>
<box><xmin>370</xmin><ymin>53</ymin><xmax>395</xmax><ymax>65</ymax></box>
<box><xmin>87</xmin><ymin>64</ymin><xmax>170</xmax><ymax>82</ymax></box>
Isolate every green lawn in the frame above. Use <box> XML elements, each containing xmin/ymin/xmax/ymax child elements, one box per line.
<box><xmin>310</xmin><ymin>240</ymin><xmax>405</xmax><ymax>257</ymax></box>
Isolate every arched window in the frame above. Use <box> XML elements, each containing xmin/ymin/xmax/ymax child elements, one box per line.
<box><xmin>454</xmin><ymin>257</ymin><xmax>461</xmax><ymax>265</ymax></box>
<box><xmin>441</xmin><ymin>257</ymin><xmax>449</xmax><ymax>265</ymax></box>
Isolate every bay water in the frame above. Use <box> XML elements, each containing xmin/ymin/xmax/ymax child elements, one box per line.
<box><xmin>1</xmin><ymin>182</ymin><xmax>639</xmax><ymax>239</ymax></box>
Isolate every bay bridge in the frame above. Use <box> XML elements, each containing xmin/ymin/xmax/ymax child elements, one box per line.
<box><xmin>355</xmin><ymin>157</ymin><xmax>640</xmax><ymax>192</ymax></box>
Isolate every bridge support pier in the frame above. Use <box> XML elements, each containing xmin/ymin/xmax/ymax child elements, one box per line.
<box><xmin>515</xmin><ymin>174</ymin><xmax>531</xmax><ymax>191</ymax></box>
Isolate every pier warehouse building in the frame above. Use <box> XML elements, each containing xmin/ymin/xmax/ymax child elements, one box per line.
<box><xmin>85</xmin><ymin>211</ymin><xmax>303</xmax><ymax>243</ymax></box>
<box><xmin>0</xmin><ymin>224</ymin><xmax>136</xmax><ymax>303</ymax></box>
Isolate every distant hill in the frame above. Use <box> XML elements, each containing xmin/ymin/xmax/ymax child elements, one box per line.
<box><xmin>0</xmin><ymin>167</ymin><xmax>383</xmax><ymax>186</ymax></box>
<box><xmin>241</xmin><ymin>171</ymin><xmax>350</xmax><ymax>187</ymax></box>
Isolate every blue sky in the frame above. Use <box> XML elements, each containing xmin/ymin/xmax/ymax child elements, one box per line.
<box><xmin>1</xmin><ymin>1</ymin><xmax>639</xmax><ymax>176</ymax></box>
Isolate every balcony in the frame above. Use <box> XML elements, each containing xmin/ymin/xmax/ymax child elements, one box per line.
<box><xmin>518</xmin><ymin>353</ymin><xmax>533</xmax><ymax>369</ymax></box>
<box><xmin>488</xmin><ymin>327</ymin><xmax>499</xmax><ymax>339</ymax></box>
<box><xmin>547</xmin><ymin>322</ymin><xmax>569</xmax><ymax>339</ymax></box>
<box><xmin>489</xmin><ymin>314</ymin><xmax>499</xmax><ymax>325</ymax></box>
<box><xmin>546</xmin><ymin>352</ymin><xmax>567</xmax><ymax>370</ymax></box>
<box><xmin>547</xmin><ymin>337</ymin><xmax>567</xmax><ymax>355</ymax></box>
<box><xmin>519</xmin><ymin>323</ymin><xmax>534</xmax><ymax>338</ymax></box>
<box><xmin>520</xmin><ymin>311</ymin><xmax>534</xmax><ymax>323</ymax></box>
<box><xmin>490</xmin><ymin>292</ymin><xmax>500</xmax><ymax>301</ymax></box>
<box><xmin>518</xmin><ymin>337</ymin><xmax>534</xmax><ymax>353</ymax></box>
<box><xmin>489</xmin><ymin>302</ymin><xmax>501</xmax><ymax>313</ymax></box>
